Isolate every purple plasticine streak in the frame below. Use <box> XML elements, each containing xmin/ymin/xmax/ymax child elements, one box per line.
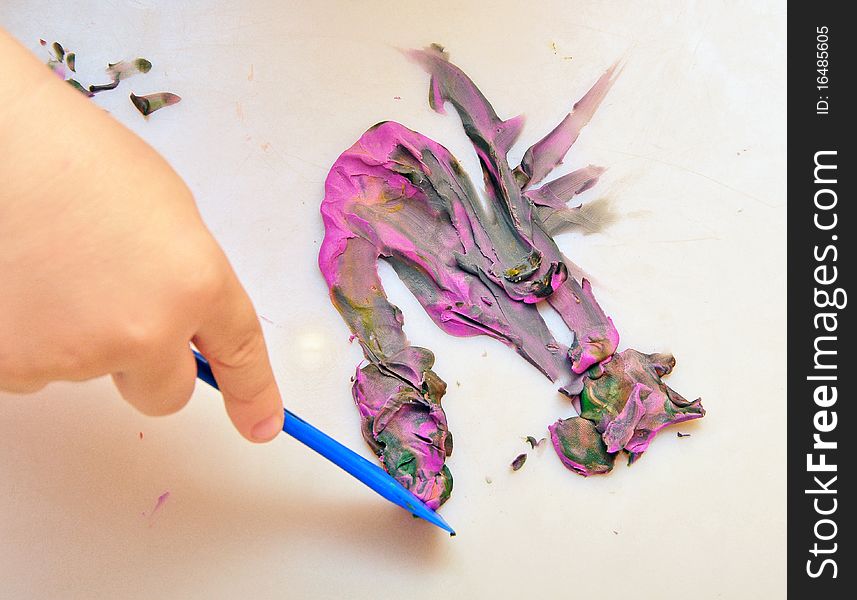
<box><xmin>318</xmin><ymin>45</ymin><xmax>704</xmax><ymax>507</ymax></box>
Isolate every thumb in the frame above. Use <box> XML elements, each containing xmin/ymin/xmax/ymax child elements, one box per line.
<box><xmin>194</xmin><ymin>274</ymin><xmax>283</xmax><ymax>443</ymax></box>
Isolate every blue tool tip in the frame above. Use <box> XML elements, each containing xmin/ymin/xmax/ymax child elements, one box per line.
<box><xmin>432</xmin><ymin>516</ymin><xmax>456</xmax><ymax>537</ymax></box>
<box><xmin>409</xmin><ymin>502</ymin><xmax>456</xmax><ymax>536</ymax></box>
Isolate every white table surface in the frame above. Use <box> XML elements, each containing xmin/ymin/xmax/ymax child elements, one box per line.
<box><xmin>1</xmin><ymin>1</ymin><xmax>786</xmax><ymax>598</ymax></box>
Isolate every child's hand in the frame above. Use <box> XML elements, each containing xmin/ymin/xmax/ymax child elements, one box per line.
<box><xmin>0</xmin><ymin>30</ymin><xmax>284</xmax><ymax>442</ymax></box>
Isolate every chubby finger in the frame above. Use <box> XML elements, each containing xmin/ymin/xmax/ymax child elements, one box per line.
<box><xmin>112</xmin><ymin>344</ymin><xmax>197</xmax><ymax>416</ymax></box>
<box><xmin>193</xmin><ymin>276</ymin><xmax>283</xmax><ymax>443</ymax></box>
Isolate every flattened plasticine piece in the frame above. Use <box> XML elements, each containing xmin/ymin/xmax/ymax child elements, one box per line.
<box><xmin>319</xmin><ymin>45</ymin><xmax>703</xmax><ymax>508</ymax></box>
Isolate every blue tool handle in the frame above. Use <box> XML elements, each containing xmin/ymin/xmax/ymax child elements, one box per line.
<box><xmin>281</xmin><ymin>409</ymin><xmax>416</xmax><ymax>508</ymax></box>
<box><xmin>194</xmin><ymin>350</ymin><xmax>218</xmax><ymax>389</ymax></box>
<box><xmin>196</xmin><ymin>351</ymin><xmax>407</xmax><ymax>505</ymax></box>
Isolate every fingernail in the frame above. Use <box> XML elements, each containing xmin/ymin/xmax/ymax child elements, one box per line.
<box><xmin>251</xmin><ymin>411</ymin><xmax>283</xmax><ymax>441</ymax></box>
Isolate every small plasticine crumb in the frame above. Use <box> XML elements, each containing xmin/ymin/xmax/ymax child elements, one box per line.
<box><xmin>485</xmin><ymin>476</ymin><xmax>492</xmax><ymax>484</ymax></box>
<box><xmin>525</xmin><ymin>436</ymin><xmax>546</xmax><ymax>449</ymax></box>
<box><xmin>143</xmin><ymin>490</ymin><xmax>171</xmax><ymax>525</ymax></box>
<box><xmin>511</xmin><ymin>453</ymin><xmax>527</xmax><ymax>471</ymax></box>
<box><xmin>130</xmin><ymin>92</ymin><xmax>182</xmax><ymax>116</ymax></box>
<box><xmin>66</xmin><ymin>79</ymin><xmax>93</xmax><ymax>97</ymax></box>
<box><xmin>89</xmin><ymin>80</ymin><xmax>120</xmax><ymax>93</ymax></box>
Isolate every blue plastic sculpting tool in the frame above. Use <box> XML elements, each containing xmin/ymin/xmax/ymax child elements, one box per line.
<box><xmin>192</xmin><ymin>350</ymin><xmax>455</xmax><ymax>536</ymax></box>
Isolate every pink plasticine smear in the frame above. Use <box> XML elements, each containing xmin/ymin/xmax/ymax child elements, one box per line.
<box><xmin>143</xmin><ymin>491</ymin><xmax>171</xmax><ymax>525</ymax></box>
<box><xmin>318</xmin><ymin>44</ymin><xmax>704</xmax><ymax>509</ymax></box>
